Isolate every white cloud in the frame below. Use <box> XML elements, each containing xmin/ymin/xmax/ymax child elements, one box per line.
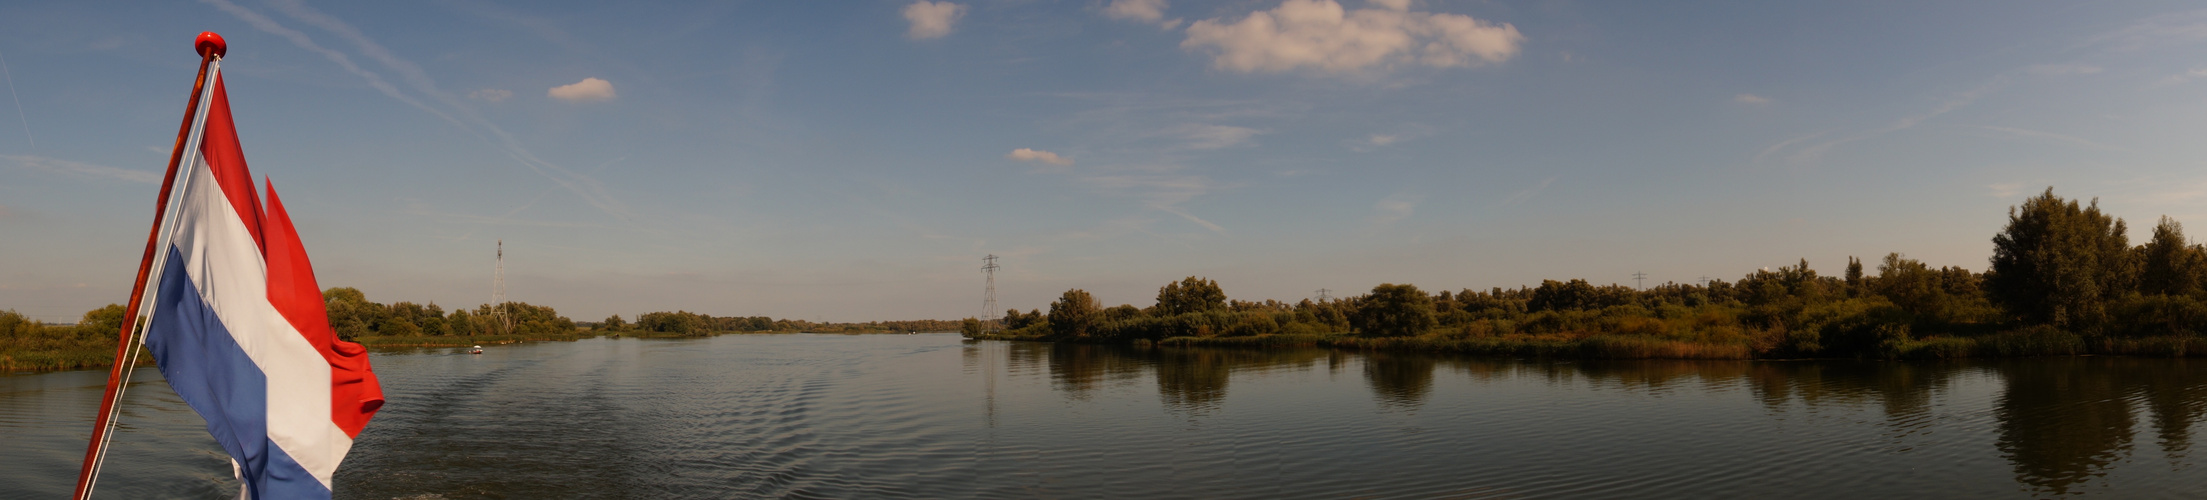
<box><xmin>1006</xmin><ymin>148</ymin><xmax>1073</xmax><ymax>166</ymax></box>
<box><xmin>1175</xmin><ymin>124</ymin><xmax>1261</xmax><ymax>149</ymax></box>
<box><xmin>548</xmin><ymin>78</ymin><xmax>616</xmax><ymax>102</ymax></box>
<box><xmin>4</xmin><ymin>155</ymin><xmax>159</xmax><ymax>183</ymax></box>
<box><xmin>1366</xmin><ymin>134</ymin><xmax>1399</xmax><ymax>146</ymax></box>
<box><xmin>1987</xmin><ymin>182</ymin><xmax>2027</xmax><ymax>199</ymax></box>
<box><xmin>468</xmin><ymin>88</ymin><xmax>514</xmax><ymax>102</ymax></box>
<box><xmin>1182</xmin><ymin>0</ymin><xmax>1523</xmax><ymax>74</ymax></box>
<box><xmin>1105</xmin><ymin>0</ymin><xmax>1181</xmax><ymax>28</ymax></box>
<box><xmin>1733</xmin><ymin>93</ymin><xmax>1771</xmax><ymax>105</ymax></box>
<box><xmin>903</xmin><ymin>1</ymin><xmax>966</xmax><ymax>40</ymax></box>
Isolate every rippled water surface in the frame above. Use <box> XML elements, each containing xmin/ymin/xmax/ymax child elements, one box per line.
<box><xmin>6</xmin><ymin>334</ymin><xmax>2206</xmax><ymax>498</ymax></box>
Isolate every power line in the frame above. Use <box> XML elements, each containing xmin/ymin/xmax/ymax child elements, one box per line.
<box><xmin>981</xmin><ymin>254</ymin><xmax>1000</xmax><ymax>332</ymax></box>
<box><xmin>491</xmin><ymin>239</ymin><xmax>509</xmax><ymax>334</ymax></box>
<box><xmin>1632</xmin><ymin>271</ymin><xmax>1647</xmax><ymax>290</ymax></box>
<box><xmin>1314</xmin><ymin>288</ymin><xmax>1332</xmax><ymax>302</ymax></box>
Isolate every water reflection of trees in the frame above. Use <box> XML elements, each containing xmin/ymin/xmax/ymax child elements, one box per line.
<box><xmin>1992</xmin><ymin>357</ymin><xmax>2207</xmax><ymax>496</ymax></box>
<box><xmin>1035</xmin><ymin>344</ymin><xmax>1331</xmax><ymax>414</ymax></box>
<box><xmin>1043</xmin><ymin>344</ymin><xmax>1148</xmax><ymax>400</ymax></box>
<box><xmin>991</xmin><ymin>340</ymin><xmax>2207</xmax><ymax>494</ymax></box>
<box><xmin>1741</xmin><ymin>361</ymin><xmax>1963</xmax><ymax>424</ymax></box>
<box><xmin>1362</xmin><ymin>353</ymin><xmax>1435</xmax><ymax>411</ymax></box>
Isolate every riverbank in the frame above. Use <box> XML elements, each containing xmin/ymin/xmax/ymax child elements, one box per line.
<box><xmin>353</xmin><ymin>333</ymin><xmax>603</xmax><ymax>347</ymax></box>
<box><xmin>970</xmin><ymin>329</ymin><xmax>2207</xmax><ymax>360</ymax></box>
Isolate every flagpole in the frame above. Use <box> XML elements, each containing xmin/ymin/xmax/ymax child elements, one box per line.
<box><xmin>71</xmin><ymin>31</ymin><xmax>225</xmax><ymax>500</ymax></box>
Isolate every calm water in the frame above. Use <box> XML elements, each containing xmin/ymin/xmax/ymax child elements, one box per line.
<box><xmin>4</xmin><ymin>334</ymin><xmax>2205</xmax><ymax>498</ymax></box>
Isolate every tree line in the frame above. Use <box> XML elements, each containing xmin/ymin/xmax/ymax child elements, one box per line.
<box><xmin>972</xmin><ymin>188</ymin><xmax>2207</xmax><ymax>358</ymax></box>
<box><xmin>597</xmin><ymin>310</ymin><xmax>963</xmax><ymax>336</ymax></box>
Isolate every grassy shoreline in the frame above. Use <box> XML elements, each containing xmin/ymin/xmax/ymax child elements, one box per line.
<box><xmin>968</xmin><ymin>331</ymin><xmax>2207</xmax><ymax>360</ymax></box>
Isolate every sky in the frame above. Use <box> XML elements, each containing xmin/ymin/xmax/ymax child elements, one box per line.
<box><xmin>6</xmin><ymin>0</ymin><xmax>2207</xmax><ymax>323</ymax></box>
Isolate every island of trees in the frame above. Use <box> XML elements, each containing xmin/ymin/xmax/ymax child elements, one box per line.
<box><xmin>969</xmin><ymin>189</ymin><xmax>2207</xmax><ymax>360</ymax></box>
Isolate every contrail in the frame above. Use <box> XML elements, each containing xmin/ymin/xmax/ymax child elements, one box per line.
<box><xmin>0</xmin><ymin>47</ymin><xmax>33</xmax><ymax>148</ymax></box>
<box><xmin>200</xmin><ymin>0</ymin><xmax>634</xmax><ymax>221</ymax></box>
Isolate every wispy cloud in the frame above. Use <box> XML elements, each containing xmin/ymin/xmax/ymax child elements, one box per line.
<box><xmin>1369</xmin><ymin>193</ymin><xmax>1419</xmax><ymax>226</ymax></box>
<box><xmin>1078</xmin><ymin>170</ymin><xmax>1225</xmax><ymax>233</ymax></box>
<box><xmin>1733</xmin><ymin>93</ymin><xmax>1771</xmax><ymax>105</ymax></box>
<box><xmin>1972</xmin><ymin>126</ymin><xmax>2126</xmax><ymax>152</ymax></box>
<box><xmin>1105</xmin><ymin>0</ymin><xmax>1181</xmax><ymax>29</ymax></box>
<box><xmin>1500</xmin><ymin>176</ymin><xmax>1555</xmax><ymax>206</ymax></box>
<box><xmin>1987</xmin><ymin>182</ymin><xmax>2028</xmax><ymax>199</ymax></box>
<box><xmin>1762</xmin><ymin>79</ymin><xmax>2001</xmax><ymax>166</ymax></box>
<box><xmin>1182</xmin><ymin>0</ymin><xmax>1523</xmax><ymax>75</ymax></box>
<box><xmin>1173</xmin><ymin>124</ymin><xmax>1260</xmax><ymax>149</ymax></box>
<box><xmin>4</xmin><ymin>154</ymin><xmax>159</xmax><ymax>183</ymax></box>
<box><xmin>208</xmin><ymin>0</ymin><xmax>634</xmax><ymax>221</ymax></box>
<box><xmin>2026</xmin><ymin>63</ymin><xmax>2102</xmax><ymax>76</ymax></box>
<box><xmin>2155</xmin><ymin>68</ymin><xmax>2207</xmax><ymax>86</ymax></box>
<box><xmin>467</xmin><ymin>88</ymin><xmax>513</xmax><ymax>102</ymax></box>
<box><xmin>2077</xmin><ymin>9</ymin><xmax>2207</xmax><ymax>52</ymax></box>
<box><xmin>903</xmin><ymin>1</ymin><xmax>965</xmax><ymax>40</ymax></box>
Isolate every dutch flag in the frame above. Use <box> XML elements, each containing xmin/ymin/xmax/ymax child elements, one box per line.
<box><xmin>140</xmin><ymin>59</ymin><xmax>384</xmax><ymax>499</ymax></box>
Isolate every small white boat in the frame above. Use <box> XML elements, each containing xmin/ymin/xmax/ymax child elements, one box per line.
<box><xmin>469</xmin><ymin>345</ymin><xmax>484</xmax><ymax>354</ymax></box>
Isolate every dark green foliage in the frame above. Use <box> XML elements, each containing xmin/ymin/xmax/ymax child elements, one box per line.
<box><xmin>2109</xmin><ymin>294</ymin><xmax>2207</xmax><ymax>338</ymax></box>
<box><xmin>1049</xmin><ymin>289</ymin><xmax>1101</xmax><ymax>337</ymax></box>
<box><xmin>1351</xmin><ymin>283</ymin><xmax>1437</xmax><ymax>337</ymax></box>
<box><xmin>1155</xmin><ymin>277</ymin><xmax>1227</xmax><ymax>316</ymax></box>
<box><xmin>600</xmin><ymin>314</ymin><xmax>630</xmax><ymax>332</ymax></box>
<box><xmin>638</xmin><ymin>310</ymin><xmax>711</xmax><ymax>336</ymax></box>
<box><xmin>1988</xmin><ymin>188</ymin><xmax>2132</xmax><ymax>329</ymax></box>
<box><xmin>2137</xmin><ymin>216</ymin><xmax>2207</xmax><ymax>297</ymax></box>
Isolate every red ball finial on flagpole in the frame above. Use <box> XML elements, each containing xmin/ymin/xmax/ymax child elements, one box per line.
<box><xmin>195</xmin><ymin>32</ymin><xmax>227</xmax><ymax>59</ymax></box>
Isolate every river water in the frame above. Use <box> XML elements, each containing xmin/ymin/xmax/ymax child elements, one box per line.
<box><xmin>3</xmin><ymin>334</ymin><xmax>2203</xmax><ymax>498</ymax></box>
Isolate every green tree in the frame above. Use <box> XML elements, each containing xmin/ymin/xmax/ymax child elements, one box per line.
<box><xmin>638</xmin><ymin>311</ymin><xmax>709</xmax><ymax>336</ymax></box>
<box><xmin>1155</xmin><ymin>277</ymin><xmax>1226</xmax><ymax>316</ymax></box>
<box><xmin>2138</xmin><ymin>216</ymin><xmax>2206</xmax><ymax>297</ymax></box>
<box><xmin>1845</xmin><ymin>256</ymin><xmax>1866</xmax><ymax>298</ymax></box>
<box><xmin>1873</xmin><ymin>253</ymin><xmax>1942</xmax><ymax>320</ymax></box>
<box><xmin>322</xmin><ymin>287</ymin><xmax>384</xmax><ymax>339</ymax></box>
<box><xmin>1528</xmin><ymin>279</ymin><xmax>1599</xmax><ymax>312</ymax></box>
<box><xmin>601</xmin><ymin>314</ymin><xmax>629</xmax><ymax>332</ymax></box>
<box><xmin>1988</xmin><ymin>188</ymin><xmax>2134</xmax><ymax>328</ymax></box>
<box><xmin>1049</xmin><ymin>288</ymin><xmax>1101</xmax><ymax>337</ymax></box>
<box><xmin>1351</xmin><ymin>283</ymin><xmax>1437</xmax><ymax>337</ymax></box>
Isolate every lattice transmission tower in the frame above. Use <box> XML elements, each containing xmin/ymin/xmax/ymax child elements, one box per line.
<box><xmin>981</xmin><ymin>254</ymin><xmax>1000</xmax><ymax>331</ymax></box>
<box><xmin>491</xmin><ymin>239</ymin><xmax>510</xmax><ymax>334</ymax></box>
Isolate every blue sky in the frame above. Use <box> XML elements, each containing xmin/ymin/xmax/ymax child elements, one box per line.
<box><xmin>6</xmin><ymin>0</ymin><xmax>2207</xmax><ymax>322</ymax></box>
